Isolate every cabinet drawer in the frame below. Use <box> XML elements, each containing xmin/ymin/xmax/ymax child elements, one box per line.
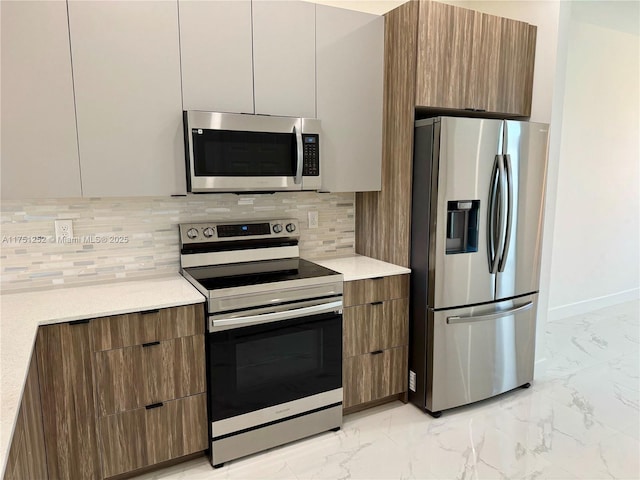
<box><xmin>95</xmin><ymin>334</ymin><xmax>206</xmax><ymax>416</ymax></box>
<box><xmin>343</xmin><ymin>298</ymin><xmax>408</xmax><ymax>357</ymax></box>
<box><xmin>98</xmin><ymin>394</ymin><xmax>207</xmax><ymax>478</ymax></box>
<box><xmin>343</xmin><ymin>346</ymin><xmax>407</xmax><ymax>409</ymax></box>
<box><xmin>92</xmin><ymin>303</ymin><xmax>204</xmax><ymax>351</ymax></box>
<box><xmin>372</xmin><ymin>346</ymin><xmax>408</xmax><ymax>401</ymax></box>
<box><xmin>343</xmin><ymin>274</ymin><xmax>409</xmax><ymax>306</ymax></box>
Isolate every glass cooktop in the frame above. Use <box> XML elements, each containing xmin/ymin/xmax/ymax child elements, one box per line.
<box><xmin>183</xmin><ymin>258</ymin><xmax>340</xmax><ymax>291</ymax></box>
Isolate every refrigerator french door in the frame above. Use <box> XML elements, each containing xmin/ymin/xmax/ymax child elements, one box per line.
<box><xmin>409</xmin><ymin>116</ymin><xmax>549</xmax><ymax>415</ymax></box>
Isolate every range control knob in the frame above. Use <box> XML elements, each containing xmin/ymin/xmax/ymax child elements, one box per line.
<box><xmin>203</xmin><ymin>227</ymin><xmax>215</xmax><ymax>238</ymax></box>
<box><xmin>272</xmin><ymin>224</ymin><xmax>283</xmax><ymax>234</ymax></box>
<box><xmin>186</xmin><ymin>228</ymin><xmax>199</xmax><ymax>239</ymax></box>
<box><xmin>286</xmin><ymin>223</ymin><xmax>296</xmax><ymax>233</ymax></box>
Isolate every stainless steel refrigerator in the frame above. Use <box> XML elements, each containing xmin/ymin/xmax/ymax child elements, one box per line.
<box><xmin>409</xmin><ymin>116</ymin><xmax>549</xmax><ymax>416</ymax></box>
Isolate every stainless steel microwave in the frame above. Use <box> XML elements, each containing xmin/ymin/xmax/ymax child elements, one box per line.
<box><xmin>183</xmin><ymin>111</ymin><xmax>321</xmax><ymax>193</ymax></box>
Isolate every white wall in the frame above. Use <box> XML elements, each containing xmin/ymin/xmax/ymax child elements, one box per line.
<box><xmin>548</xmin><ymin>9</ymin><xmax>640</xmax><ymax>319</ymax></box>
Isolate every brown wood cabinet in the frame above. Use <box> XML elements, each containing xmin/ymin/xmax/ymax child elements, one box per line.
<box><xmin>355</xmin><ymin>1</ymin><xmax>418</xmax><ymax>269</ymax></box>
<box><xmin>344</xmin><ymin>276</ymin><xmax>409</xmax><ymax>307</ymax></box>
<box><xmin>92</xmin><ymin>304</ymin><xmax>207</xmax><ymax>479</ymax></box>
<box><xmin>37</xmin><ymin>321</ymin><xmax>101</xmax><ymax>480</ymax></box>
<box><xmin>415</xmin><ymin>0</ymin><xmax>475</xmax><ymax>111</ymax></box>
<box><xmin>342</xmin><ymin>274</ymin><xmax>409</xmax><ymax>412</ymax></box>
<box><xmin>94</xmin><ymin>334</ymin><xmax>206</xmax><ymax>416</ymax></box>
<box><xmin>344</xmin><ymin>346</ymin><xmax>408</xmax><ymax>409</ymax></box>
<box><xmin>3</xmin><ymin>353</ymin><xmax>47</xmax><ymax>480</ymax></box>
<box><xmin>98</xmin><ymin>394</ymin><xmax>207</xmax><ymax>478</ymax></box>
<box><xmin>415</xmin><ymin>0</ymin><xmax>536</xmax><ymax>116</ymax></box>
<box><xmin>91</xmin><ymin>303</ymin><xmax>203</xmax><ymax>351</ymax></box>
<box><xmin>4</xmin><ymin>303</ymin><xmax>207</xmax><ymax>480</ymax></box>
<box><xmin>343</xmin><ymin>299</ymin><xmax>408</xmax><ymax>357</ymax></box>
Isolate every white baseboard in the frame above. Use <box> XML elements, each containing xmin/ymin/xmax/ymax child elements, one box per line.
<box><xmin>548</xmin><ymin>288</ymin><xmax>640</xmax><ymax>322</ymax></box>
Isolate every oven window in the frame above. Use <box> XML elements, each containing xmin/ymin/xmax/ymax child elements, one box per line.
<box><xmin>208</xmin><ymin>312</ymin><xmax>341</xmax><ymax>422</ymax></box>
<box><xmin>236</xmin><ymin>330</ymin><xmax>321</xmax><ymax>391</ymax></box>
<box><xmin>193</xmin><ymin>129</ymin><xmax>297</xmax><ymax>177</ymax></box>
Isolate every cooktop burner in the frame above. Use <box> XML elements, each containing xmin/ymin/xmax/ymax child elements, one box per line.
<box><xmin>183</xmin><ymin>258</ymin><xmax>339</xmax><ymax>291</ymax></box>
<box><xmin>179</xmin><ymin>219</ymin><xmax>343</xmax><ymax>312</ymax></box>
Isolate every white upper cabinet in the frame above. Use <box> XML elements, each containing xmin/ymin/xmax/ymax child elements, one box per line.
<box><xmin>179</xmin><ymin>0</ymin><xmax>254</xmax><ymax>114</ymax></box>
<box><xmin>316</xmin><ymin>5</ymin><xmax>384</xmax><ymax>192</ymax></box>
<box><xmin>1</xmin><ymin>0</ymin><xmax>82</xmax><ymax>199</ymax></box>
<box><xmin>252</xmin><ymin>1</ymin><xmax>316</xmax><ymax>118</ymax></box>
<box><xmin>68</xmin><ymin>0</ymin><xmax>185</xmax><ymax>197</ymax></box>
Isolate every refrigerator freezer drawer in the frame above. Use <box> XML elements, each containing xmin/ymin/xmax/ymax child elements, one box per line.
<box><xmin>427</xmin><ymin>294</ymin><xmax>537</xmax><ymax>413</ymax></box>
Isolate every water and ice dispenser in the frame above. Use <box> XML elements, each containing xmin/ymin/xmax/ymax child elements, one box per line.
<box><xmin>446</xmin><ymin>200</ymin><xmax>480</xmax><ymax>254</ymax></box>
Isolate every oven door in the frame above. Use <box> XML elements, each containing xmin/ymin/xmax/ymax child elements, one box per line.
<box><xmin>207</xmin><ymin>299</ymin><xmax>342</xmax><ymax>436</ymax></box>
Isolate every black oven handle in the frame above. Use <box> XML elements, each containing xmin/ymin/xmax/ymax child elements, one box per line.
<box><xmin>210</xmin><ymin>300</ymin><xmax>342</xmax><ymax>332</ymax></box>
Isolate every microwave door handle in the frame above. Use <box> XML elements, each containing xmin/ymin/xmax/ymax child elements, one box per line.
<box><xmin>294</xmin><ymin>124</ymin><xmax>303</xmax><ymax>184</ymax></box>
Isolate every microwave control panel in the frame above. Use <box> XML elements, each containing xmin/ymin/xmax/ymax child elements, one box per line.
<box><xmin>302</xmin><ymin>134</ymin><xmax>320</xmax><ymax>176</ymax></box>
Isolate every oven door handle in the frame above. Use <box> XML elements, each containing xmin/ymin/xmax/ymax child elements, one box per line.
<box><xmin>210</xmin><ymin>300</ymin><xmax>343</xmax><ymax>331</ymax></box>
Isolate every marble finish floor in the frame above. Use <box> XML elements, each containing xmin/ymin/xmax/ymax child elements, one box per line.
<box><xmin>135</xmin><ymin>300</ymin><xmax>639</xmax><ymax>480</ymax></box>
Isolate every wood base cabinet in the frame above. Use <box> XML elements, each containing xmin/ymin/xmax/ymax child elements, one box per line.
<box><xmin>94</xmin><ymin>335</ymin><xmax>206</xmax><ymax>416</ymax></box>
<box><xmin>342</xmin><ymin>274</ymin><xmax>409</xmax><ymax>412</ymax></box>
<box><xmin>98</xmin><ymin>394</ymin><xmax>207</xmax><ymax>478</ymax></box>
<box><xmin>344</xmin><ymin>346</ymin><xmax>407</xmax><ymax>409</ymax></box>
<box><xmin>92</xmin><ymin>304</ymin><xmax>206</xmax><ymax>479</ymax></box>
<box><xmin>3</xmin><ymin>354</ymin><xmax>47</xmax><ymax>480</ymax></box>
<box><xmin>91</xmin><ymin>304</ymin><xmax>203</xmax><ymax>352</ymax></box>
<box><xmin>4</xmin><ymin>303</ymin><xmax>206</xmax><ymax>480</ymax></box>
<box><xmin>37</xmin><ymin>321</ymin><xmax>101</xmax><ymax>480</ymax></box>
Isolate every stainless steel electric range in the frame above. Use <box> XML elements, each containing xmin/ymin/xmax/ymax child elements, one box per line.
<box><xmin>179</xmin><ymin>219</ymin><xmax>343</xmax><ymax>468</ymax></box>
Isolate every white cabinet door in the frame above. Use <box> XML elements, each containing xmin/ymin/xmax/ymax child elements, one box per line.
<box><xmin>252</xmin><ymin>1</ymin><xmax>316</xmax><ymax>118</ymax></box>
<box><xmin>1</xmin><ymin>0</ymin><xmax>81</xmax><ymax>199</ymax></box>
<box><xmin>179</xmin><ymin>0</ymin><xmax>254</xmax><ymax>114</ymax></box>
<box><xmin>316</xmin><ymin>5</ymin><xmax>384</xmax><ymax>192</ymax></box>
<box><xmin>68</xmin><ymin>1</ymin><xmax>185</xmax><ymax>197</ymax></box>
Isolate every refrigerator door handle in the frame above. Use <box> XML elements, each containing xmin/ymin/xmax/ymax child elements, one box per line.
<box><xmin>487</xmin><ymin>156</ymin><xmax>501</xmax><ymax>273</ymax></box>
<box><xmin>498</xmin><ymin>153</ymin><xmax>514</xmax><ymax>272</ymax></box>
<box><xmin>446</xmin><ymin>301</ymin><xmax>533</xmax><ymax>324</ymax></box>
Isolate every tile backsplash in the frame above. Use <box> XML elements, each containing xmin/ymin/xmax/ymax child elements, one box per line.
<box><xmin>0</xmin><ymin>192</ymin><xmax>355</xmax><ymax>293</ymax></box>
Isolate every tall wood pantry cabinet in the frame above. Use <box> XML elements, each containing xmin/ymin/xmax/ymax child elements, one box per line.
<box><xmin>356</xmin><ymin>0</ymin><xmax>538</xmax><ymax>268</ymax></box>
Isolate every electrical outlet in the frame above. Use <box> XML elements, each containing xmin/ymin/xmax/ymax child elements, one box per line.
<box><xmin>55</xmin><ymin>220</ymin><xmax>74</xmax><ymax>243</ymax></box>
<box><xmin>308</xmin><ymin>211</ymin><xmax>319</xmax><ymax>229</ymax></box>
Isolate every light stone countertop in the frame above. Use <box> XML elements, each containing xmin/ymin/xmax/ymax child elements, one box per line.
<box><xmin>0</xmin><ymin>274</ymin><xmax>205</xmax><ymax>476</ymax></box>
<box><xmin>313</xmin><ymin>254</ymin><xmax>411</xmax><ymax>281</ymax></box>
